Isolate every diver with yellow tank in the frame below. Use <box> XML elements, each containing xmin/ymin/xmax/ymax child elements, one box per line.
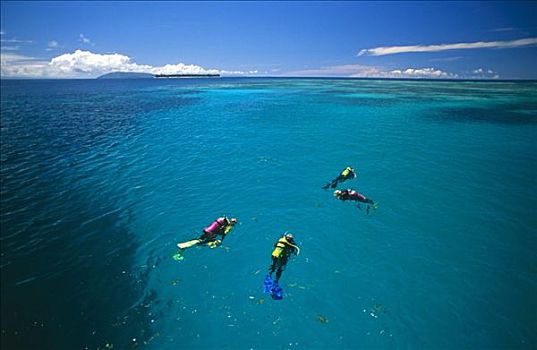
<box><xmin>322</xmin><ymin>166</ymin><xmax>357</xmax><ymax>189</ymax></box>
<box><xmin>264</xmin><ymin>233</ymin><xmax>300</xmax><ymax>300</ymax></box>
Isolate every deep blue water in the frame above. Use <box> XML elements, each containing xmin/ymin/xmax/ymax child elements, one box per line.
<box><xmin>1</xmin><ymin>78</ymin><xmax>536</xmax><ymax>349</ymax></box>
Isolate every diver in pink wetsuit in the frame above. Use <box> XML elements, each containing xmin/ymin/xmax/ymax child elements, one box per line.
<box><xmin>334</xmin><ymin>189</ymin><xmax>377</xmax><ymax>214</ymax></box>
<box><xmin>198</xmin><ymin>216</ymin><xmax>238</xmax><ymax>244</ymax></box>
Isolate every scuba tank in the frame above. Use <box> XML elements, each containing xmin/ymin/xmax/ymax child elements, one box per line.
<box><xmin>271</xmin><ymin>237</ymin><xmax>289</xmax><ymax>258</ymax></box>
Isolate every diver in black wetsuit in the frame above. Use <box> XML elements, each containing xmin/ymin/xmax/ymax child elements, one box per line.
<box><xmin>322</xmin><ymin>166</ymin><xmax>357</xmax><ymax>189</ymax></box>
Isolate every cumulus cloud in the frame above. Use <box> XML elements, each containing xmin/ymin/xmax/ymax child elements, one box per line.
<box><xmin>1</xmin><ymin>49</ymin><xmax>253</xmax><ymax>78</ymax></box>
<box><xmin>358</xmin><ymin>37</ymin><xmax>537</xmax><ymax>56</ymax></box>
<box><xmin>471</xmin><ymin>68</ymin><xmax>499</xmax><ymax>79</ymax></box>
<box><xmin>388</xmin><ymin>67</ymin><xmax>456</xmax><ymax>78</ymax></box>
<box><xmin>49</xmin><ymin>50</ymin><xmax>150</xmax><ymax>74</ymax></box>
<box><xmin>153</xmin><ymin>62</ymin><xmax>219</xmax><ymax>75</ymax></box>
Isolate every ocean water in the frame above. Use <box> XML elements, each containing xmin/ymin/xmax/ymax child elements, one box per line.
<box><xmin>1</xmin><ymin>78</ymin><xmax>536</xmax><ymax>349</ymax></box>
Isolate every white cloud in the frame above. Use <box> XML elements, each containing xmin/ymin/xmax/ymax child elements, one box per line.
<box><xmin>358</xmin><ymin>37</ymin><xmax>537</xmax><ymax>56</ymax></box>
<box><xmin>1</xmin><ymin>46</ymin><xmax>20</xmax><ymax>51</ymax></box>
<box><xmin>471</xmin><ymin>68</ymin><xmax>499</xmax><ymax>79</ymax></box>
<box><xmin>0</xmin><ymin>36</ymin><xmax>33</xmax><ymax>52</ymax></box>
<box><xmin>217</xmin><ymin>69</ymin><xmax>259</xmax><ymax>76</ymax></box>
<box><xmin>428</xmin><ymin>56</ymin><xmax>463</xmax><ymax>62</ymax></box>
<box><xmin>489</xmin><ymin>27</ymin><xmax>516</xmax><ymax>32</ymax></box>
<box><xmin>473</xmin><ymin>68</ymin><xmax>495</xmax><ymax>75</ymax></box>
<box><xmin>153</xmin><ymin>62</ymin><xmax>219</xmax><ymax>75</ymax></box>
<box><xmin>284</xmin><ymin>63</ymin><xmax>459</xmax><ymax>79</ymax></box>
<box><xmin>388</xmin><ymin>67</ymin><xmax>456</xmax><ymax>78</ymax></box>
<box><xmin>0</xmin><ymin>53</ymin><xmax>50</xmax><ymax>77</ymax></box>
<box><xmin>79</xmin><ymin>34</ymin><xmax>93</xmax><ymax>45</ymax></box>
<box><xmin>45</xmin><ymin>40</ymin><xmax>59</xmax><ymax>51</ymax></box>
<box><xmin>1</xmin><ymin>53</ymin><xmax>35</xmax><ymax>63</ymax></box>
<box><xmin>287</xmin><ymin>64</ymin><xmax>384</xmax><ymax>77</ymax></box>
<box><xmin>48</xmin><ymin>50</ymin><xmax>151</xmax><ymax>75</ymax></box>
<box><xmin>1</xmin><ymin>38</ymin><xmax>33</xmax><ymax>43</ymax></box>
<box><xmin>1</xmin><ymin>49</ymin><xmax>253</xmax><ymax>78</ymax></box>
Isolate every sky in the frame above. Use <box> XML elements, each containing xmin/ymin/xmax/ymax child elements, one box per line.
<box><xmin>1</xmin><ymin>1</ymin><xmax>536</xmax><ymax>79</ymax></box>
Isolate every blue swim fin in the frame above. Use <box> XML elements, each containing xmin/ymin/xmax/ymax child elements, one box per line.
<box><xmin>271</xmin><ymin>281</ymin><xmax>283</xmax><ymax>300</ymax></box>
<box><xmin>263</xmin><ymin>275</ymin><xmax>273</xmax><ymax>294</ymax></box>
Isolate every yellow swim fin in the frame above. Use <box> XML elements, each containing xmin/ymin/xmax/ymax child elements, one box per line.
<box><xmin>207</xmin><ymin>240</ymin><xmax>221</xmax><ymax>249</ymax></box>
<box><xmin>177</xmin><ymin>239</ymin><xmax>201</xmax><ymax>249</ymax></box>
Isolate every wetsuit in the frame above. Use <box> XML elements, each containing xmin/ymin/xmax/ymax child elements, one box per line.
<box><xmin>338</xmin><ymin>189</ymin><xmax>374</xmax><ymax>204</ymax></box>
<box><xmin>323</xmin><ymin>167</ymin><xmax>356</xmax><ymax>189</ymax></box>
<box><xmin>199</xmin><ymin>217</ymin><xmax>231</xmax><ymax>244</ymax></box>
<box><xmin>269</xmin><ymin>237</ymin><xmax>298</xmax><ymax>281</ymax></box>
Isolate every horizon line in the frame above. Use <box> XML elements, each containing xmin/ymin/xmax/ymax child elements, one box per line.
<box><xmin>1</xmin><ymin>76</ymin><xmax>537</xmax><ymax>83</ymax></box>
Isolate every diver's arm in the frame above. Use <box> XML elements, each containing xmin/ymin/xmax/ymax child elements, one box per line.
<box><xmin>217</xmin><ymin>224</ymin><xmax>233</xmax><ymax>243</ymax></box>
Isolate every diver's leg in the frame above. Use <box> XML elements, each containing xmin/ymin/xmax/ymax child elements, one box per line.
<box><xmin>275</xmin><ymin>257</ymin><xmax>289</xmax><ymax>282</ymax></box>
<box><xmin>330</xmin><ymin>178</ymin><xmax>339</xmax><ymax>188</ymax></box>
<box><xmin>331</xmin><ymin>175</ymin><xmax>347</xmax><ymax>188</ymax></box>
<box><xmin>268</xmin><ymin>257</ymin><xmax>278</xmax><ymax>277</ymax></box>
<box><xmin>273</xmin><ymin>258</ymin><xmax>284</xmax><ymax>281</ymax></box>
<box><xmin>276</xmin><ymin>263</ymin><xmax>288</xmax><ymax>281</ymax></box>
<box><xmin>275</xmin><ymin>267</ymin><xmax>283</xmax><ymax>282</ymax></box>
<box><xmin>196</xmin><ymin>235</ymin><xmax>208</xmax><ymax>245</ymax></box>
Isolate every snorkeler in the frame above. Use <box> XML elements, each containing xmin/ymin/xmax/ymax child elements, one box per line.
<box><xmin>177</xmin><ymin>216</ymin><xmax>238</xmax><ymax>250</ymax></box>
<box><xmin>264</xmin><ymin>233</ymin><xmax>300</xmax><ymax>300</ymax></box>
<box><xmin>322</xmin><ymin>166</ymin><xmax>357</xmax><ymax>189</ymax></box>
<box><xmin>269</xmin><ymin>233</ymin><xmax>299</xmax><ymax>281</ymax></box>
<box><xmin>334</xmin><ymin>189</ymin><xmax>377</xmax><ymax>214</ymax></box>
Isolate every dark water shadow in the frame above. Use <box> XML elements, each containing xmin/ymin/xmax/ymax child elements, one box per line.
<box><xmin>0</xmin><ymin>80</ymin><xmax>167</xmax><ymax>349</ymax></box>
<box><xmin>1</xmin><ymin>199</ymin><xmax>156</xmax><ymax>349</ymax></box>
<box><xmin>334</xmin><ymin>97</ymin><xmax>399</xmax><ymax>108</ymax></box>
<box><xmin>427</xmin><ymin>105</ymin><xmax>537</xmax><ymax>125</ymax></box>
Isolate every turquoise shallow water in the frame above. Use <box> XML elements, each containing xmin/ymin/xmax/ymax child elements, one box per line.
<box><xmin>1</xmin><ymin>78</ymin><xmax>536</xmax><ymax>349</ymax></box>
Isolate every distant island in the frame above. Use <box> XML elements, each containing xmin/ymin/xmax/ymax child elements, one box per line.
<box><xmin>97</xmin><ymin>72</ymin><xmax>220</xmax><ymax>79</ymax></box>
